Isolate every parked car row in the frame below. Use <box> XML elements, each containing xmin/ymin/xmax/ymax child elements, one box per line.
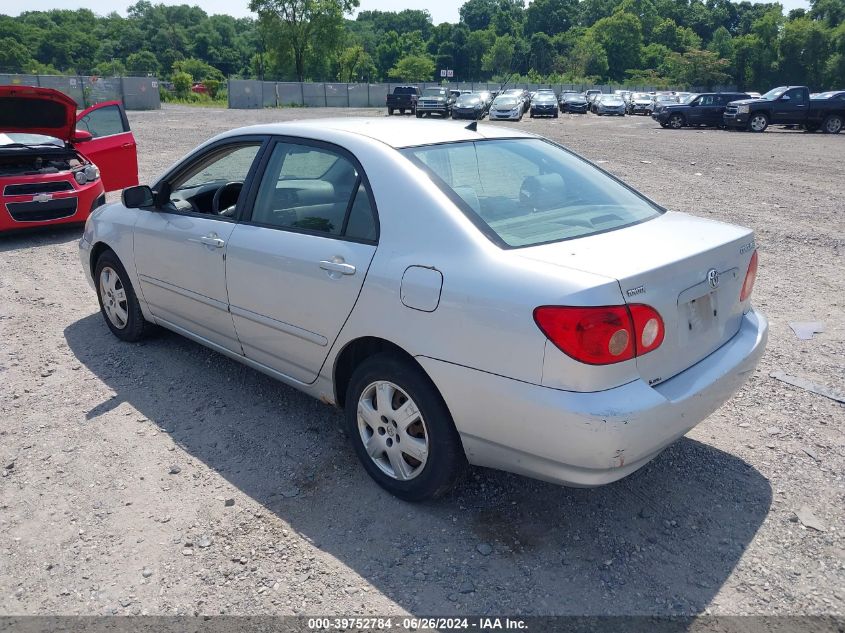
<box><xmin>652</xmin><ymin>86</ymin><xmax>844</xmax><ymax>133</ymax></box>
<box><xmin>385</xmin><ymin>85</ymin><xmax>845</xmax><ymax>134</ymax></box>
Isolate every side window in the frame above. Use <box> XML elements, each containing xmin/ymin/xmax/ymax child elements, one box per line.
<box><xmin>784</xmin><ymin>88</ymin><xmax>804</xmax><ymax>102</ymax></box>
<box><xmin>167</xmin><ymin>143</ymin><xmax>262</xmax><ymax>216</ymax></box>
<box><xmin>699</xmin><ymin>95</ymin><xmax>715</xmax><ymax>106</ymax></box>
<box><xmin>251</xmin><ymin>142</ymin><xmax>376</xmax><ymax>241</ymax></box>
<box><xmin>344</xmin><ymin>183</ymin><xmax>377</xmax><ymax>241</ymax></box>
<box><xmin>76</xmin><ymin>105</ymin><xmax>126</xmax><ymax>138</ymax></box>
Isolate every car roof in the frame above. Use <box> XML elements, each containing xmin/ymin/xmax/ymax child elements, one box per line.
<box><xmin>215</xmin><ymin>117</ymin><xmax>536</xmax><ymax>150</ymax></box>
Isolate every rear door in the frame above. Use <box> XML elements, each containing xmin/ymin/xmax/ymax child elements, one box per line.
<box><xmin>225</xmin><ymin>138</ymin><xmax>379</xmax><ymax>383</ymax></box>
<box><xmin>75</xmin><ymin>101</ymin><xmax>138</xmax><ymax>191</ymax></box>
<box><xmin>696</xmin><ymin>94</ymin><xmax>722</xmax><ymax>125</ymax></box>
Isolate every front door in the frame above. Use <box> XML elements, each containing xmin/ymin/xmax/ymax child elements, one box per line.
<box><xmin>225</xmin><ymin>139</ymin><xmax>379</xmax><ymax>383</ymax></box>
<box><xmin>75</xmin><ymin>101</ymin><xmax>139</xmax><ymax>191</ymax></box>
<box><xmin>772</xmin><ymin>87</ymin><xmax>808</xmax><ymax>124</ymax></box>
<box><xmin>133</xmin><ymin>141</ymin><xmax>264</xmax><ymax>353</ymax></box>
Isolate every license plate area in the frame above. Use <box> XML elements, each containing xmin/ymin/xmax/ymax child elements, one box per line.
<box><xmin>685</xmin><ymin>291</ymin><xmax>717</xmax><ymax>336</ymax></box>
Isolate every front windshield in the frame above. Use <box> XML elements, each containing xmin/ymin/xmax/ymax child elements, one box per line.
<box><xmin>634</xmin><ymin>93</ymin><xmax>651</xmax><ymax>101</ymax></box>
<box><xmin>534</xmin><ymin>95</ymin><xmax>556</xmax><ymax>103</ymax></box>
<box><xmin>761</xmin><ymin>87</ymin><xmax>787</xmax><ymax>100</ymax></box>
<box><xmin>565</xmin><ymin>94</ymin><xmax>585</xmax><ymax>102</ymax></box>
<box><xmin>402</xmin><ymin>139</ymin><xmax>661</xmax><ymax>249</ymax></box>
<box><xmin>680</xmin><ymin>94</ymin><xmax>698</xmax><ymax>103</ymax></box>
<box><xmin>602</xmin><ymin>96</ymin><xmax>624</xmax><ymax>104</ymax></box>
<box><xmin>0</xmin><ymin>132</ymin><xmax>64</xmax><ymax>147</ymax></box>
<box><xmin>457</xmin><ymin>95</ymin><xmax>482</xmax><ymax>106</ymax></box>
<box><xmin>423</xmin><ymin>88</ymin><xmax>446</xmax><ymax>97</ymax></box>
<box><xmin>493</xmin><ymin>97</ymin><xmax>518</xmax><ymax>108</ymax></box>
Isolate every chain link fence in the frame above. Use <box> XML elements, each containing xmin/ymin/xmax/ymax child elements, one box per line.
<box><xmin>0</xmin><ymin>74</ymin><xmax>161</xmax><ymax>110</ymax></box>
<box><xmin>227</xmin><ymin>80</ymin><xmax>692</xmax><ymax>109</ymax></box>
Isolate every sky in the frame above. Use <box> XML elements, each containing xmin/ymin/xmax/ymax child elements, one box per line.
<box><xmin>5</xmin><ymin>0</ymin><xmax>809</xmax><ymax>24</ymax></box>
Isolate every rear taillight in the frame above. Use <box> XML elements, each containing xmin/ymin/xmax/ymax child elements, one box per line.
<box><xmin>629</xmin><ymin>304</ymin><xmax>665</xmax><ymax>355</ymax></box>
<box><xmin>740</xmin><ymin>250</ymin><xmax>758</xmax><ymax>302</ymax></box>
<box><xmin>533</xmin><ymin>304</ymin><xmax>664</xmax><ymax>366</ymax></box>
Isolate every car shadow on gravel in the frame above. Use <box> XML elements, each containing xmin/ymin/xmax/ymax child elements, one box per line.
<box><xmin>0</xmin><ymin>225</ymin><xmax>82</xmax><ymax>252</ymax></box>
<box><xmin>65</xmin><ymin>314</ymin><xmax>772</xmax><ymax>617</ymax></box>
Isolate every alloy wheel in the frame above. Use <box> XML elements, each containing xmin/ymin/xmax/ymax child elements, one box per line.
<box><xmin>357</xmin><ymin>380</ymin><xmax>429</xmax><ymax>481</ymax></box>
<box><xmin>99</xmin><ymin>266</ymin><xmax>129</xmax><ymax>329</ymax></box>
<box><xmin>825</xmin><ymin>116</ymin><xmax>842</xmax><ymax>134</ymax></box>
<box><xmin>750</xmin><ymin>115</ymin><xmax>768</xmax><ymax>132</ymax></box>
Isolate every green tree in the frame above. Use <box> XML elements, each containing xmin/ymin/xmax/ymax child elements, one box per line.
<box><xmin>570</xmin><ymin>32</ymin><xmax>609</xmax><ymax>77</ymax></box>
<box><xmin>590</xmin><ymin>12</ymin><xmax>642</xmax><ymax>80</ymax></box>
<box><xmin>249</xmin><ymin>0</ymin><xmax>359</xmax><ymax>81</ymax></box>
<box><xmin>779</xmin><ymin>17</ymin><xmax>830</xmax><ymax>87</ymax></box>
<box><xmin>125</xmin><ymin>50</ymin><xmax>160</xmax><ymax>75</ymax></box>
<box><xmin>0</xmin><ymin>37</ymin><xmax>33</xmax><ymax>72</ymax></box>
<box><xmin>338</xmin><ymin>44</ymin><xmax>376</xmax><ymax>81</ymax></box>
<box><xmin>665</xmin><ymin>48</ymin><xmax>731</xmax><ymax>87</ymax></box>
<box><xmin>525</xmin><ymin>0</ymin><xmax>577</xmax><ymax>36</ymax></box>
<box><xmin>482</xmin><ymin>34</ymin><xmax>516</xmax><ymax>75</ymax></box>
<box><xmin>387</xmin><ymin>54</ymin><xmax>435</xmax><ymax>81</ymax></box>
<box><xmin>172</xmin><ymin>70</ymin><xmax>192</xmax><ymax>97</ymax></box>
<box><xmin>708</xmin><ymin>25</ymin><xmax>734</xmax><ymax>60</ymax></box>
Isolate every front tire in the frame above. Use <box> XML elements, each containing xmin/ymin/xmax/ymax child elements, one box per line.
<box><xmin>668</xmin><ymin>113</ymin><xmax>684</xmax><ymax>129</ymax></box>
<box><xmin>95</xmin><ymin>250</ymin><xmax>149</xmax><ymax>342</ymax></box>
<box><xmin>822</xmin><ymin>114</ymin><xmax>843</xmax><ymax>134</ymax></box>
<box><xmin>748</xmin><ymin>113</ymin><xmax>769</xmax><ymax>132</ymax></box>
<box><xmin>345</xmin><ymin>354</ymin><xmax>466</xmax><ymax>501</ymax></box>
<box><xmin>387</xmin><ymin>107</ymin><xmax>394</xmax><ymax>116</ymax></box>
<box><xmin>415</xmin><ymin>112</ymin><xmax>422</xmax><ymax>118</ymax></box>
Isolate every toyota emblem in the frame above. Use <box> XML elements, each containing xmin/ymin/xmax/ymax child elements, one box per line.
<box><xmin>707</xmin><ymin>269</ymin><xmax>720</xmax><ymax>289</ymax></box>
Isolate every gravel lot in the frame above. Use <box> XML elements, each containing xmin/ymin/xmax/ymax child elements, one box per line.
<box><xmin>1</xmin><ymin>105</ymin><xmax>843</xmax><ymax>618</ymax></box>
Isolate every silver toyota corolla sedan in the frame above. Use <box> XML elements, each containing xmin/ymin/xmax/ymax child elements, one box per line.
<box><xmin>79</xmin><ymin>118</ymin><xmax>767</xmax><ymax>501</ymax></box>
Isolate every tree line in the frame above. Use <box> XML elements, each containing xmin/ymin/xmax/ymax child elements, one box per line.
<box><xmin>1</xmin><ymin>0</ymin><xmax>844</xmax><ymax>91</ymax></box>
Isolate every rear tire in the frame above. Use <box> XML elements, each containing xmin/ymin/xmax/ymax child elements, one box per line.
<box><xmin>345</xmin><ymin>353</ymin><xmax>466</xmax><ymax>501</ymax></box>
<box><xmin>748</xmin><ymin>113</ymin><xmax>769</xmax><ymax>132</ymax></box>
<box><xmin>822</xmin><ymin>114</ymin><xmax>843</xmax><ymax>134</ymax></box>
<box><xmin>94</xmin><ymin>250</ymin><xmax>150</xmax><ymax>342</ymax></box>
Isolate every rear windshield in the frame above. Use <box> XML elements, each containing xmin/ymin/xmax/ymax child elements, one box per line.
<box><xmin>402</xmin><ymin>139</ymin><xmax>662</xmax><ymax>248</ymax></box>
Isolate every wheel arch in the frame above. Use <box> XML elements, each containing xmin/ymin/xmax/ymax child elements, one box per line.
<box><xmin>89</xmin><ymin>241</ymin><xmax>114</xmax><ymax>278</ymax></box>
<box><xmin>333</xmin><ymin>336</ymin><xmax>426</xmax><ymax>409</ymax></box>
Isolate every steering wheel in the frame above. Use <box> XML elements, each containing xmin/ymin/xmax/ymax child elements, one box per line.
<box><xmin>212</xmin><ymin>181</ymin><xmax>243</xmax><ymax>215</ymax></box>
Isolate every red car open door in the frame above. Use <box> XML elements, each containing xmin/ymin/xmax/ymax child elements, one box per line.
<box><xmin>75</xmin><ymin>101</ymin><xmax>139</xmax><ymax>192</ymax></box>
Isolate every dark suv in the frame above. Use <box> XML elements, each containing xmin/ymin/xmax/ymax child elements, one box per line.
<box><xmin>653</xmin><ymin>92</ymin><xmax>750</xmax><ymax>129</ymax></box>
<box><xmin>386</xmin><ymin>86</ymin><xmax>421</xmax><ymax>115</ymax></box>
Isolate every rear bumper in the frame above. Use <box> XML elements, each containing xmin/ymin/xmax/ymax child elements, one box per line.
<box><xmin>418</xmin><ymin>309</ymin><xmax>768</xmax><ymax>487</ymax></box>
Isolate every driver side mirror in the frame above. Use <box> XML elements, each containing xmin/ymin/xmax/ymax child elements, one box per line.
<box><xmin>122</xmin><ymin>185</ymin><xmax>155</xmax><ymax>209</ymax></box>
<box><xmin>72</xmin><ymin>129</ymin><xmax>93</xmax><ymax>143</ymax></box>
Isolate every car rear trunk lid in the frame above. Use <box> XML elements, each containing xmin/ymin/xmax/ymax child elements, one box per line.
<box><xmin>519</xmin><ymin>212</ymin><xmax>755</xmax><ymax>385</ymax></box>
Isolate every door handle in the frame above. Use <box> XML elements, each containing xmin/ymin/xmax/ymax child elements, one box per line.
<box><xmin>319</xmin><ymin>259</ymin><xmax>356</xmax><ymax>275</ymax></box>
<box><xmin>188</xmin><ymin>233</ymin><xmax>226</xmax><ymax>248</ymax></box>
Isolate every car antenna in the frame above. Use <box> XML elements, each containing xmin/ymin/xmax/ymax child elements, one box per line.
<box><xmin>465</xmin><ymin>120</ymin><xmax>478</xmax><ymax>132</ymax></box>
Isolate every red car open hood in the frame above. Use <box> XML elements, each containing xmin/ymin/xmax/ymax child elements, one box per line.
<box><xmin>0</xmin><ymin>85</ymin><xmax>78</xmax><ymax>142</ymax></box>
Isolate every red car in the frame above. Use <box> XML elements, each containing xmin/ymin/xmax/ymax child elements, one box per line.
<box><xmin>0</xmin><ymin>85</ymin><xmax>138</xmax><ymax>233</ymax></box>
